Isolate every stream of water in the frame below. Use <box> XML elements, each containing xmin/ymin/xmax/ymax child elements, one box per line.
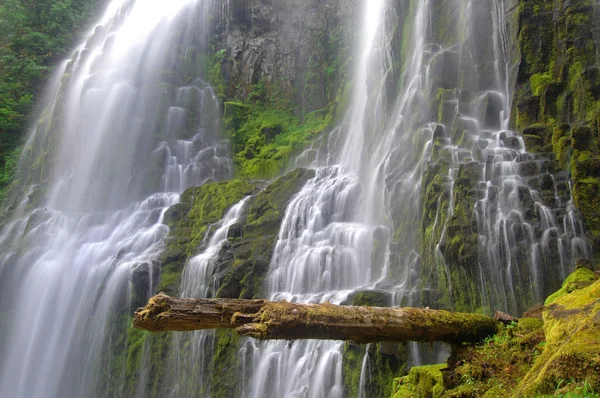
<box><xmin>0</xmin><ymin>0</ymin><xmax>592</xmax><ymax>397</ymax></box>
<box><xmin>0</xmin><ymin>1</ymin><xmax>231</xmax><ymax>397</ymax></box>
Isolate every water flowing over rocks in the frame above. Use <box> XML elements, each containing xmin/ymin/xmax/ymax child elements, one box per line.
<box><xmin>0</xmin><ymin>0</ymin><xmax>599</xmax><ymax>396</ymax></box>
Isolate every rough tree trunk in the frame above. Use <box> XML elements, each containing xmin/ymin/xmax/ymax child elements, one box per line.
<box><xmin>133</xmin><ymin>293</ymin><xmax>499</xmax><ymax>344</ymax></box>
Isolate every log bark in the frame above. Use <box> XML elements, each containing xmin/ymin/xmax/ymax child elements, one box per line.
<box><xmin>133</xmin><ymin>293</ymin><xmax>499</xmax><ymax>344</ymax></box>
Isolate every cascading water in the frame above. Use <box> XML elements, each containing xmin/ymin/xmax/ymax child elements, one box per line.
<box><xmin>166</xmin><ymin>197</ymin><xmax>250</xmax><ymax>397</ymax></box>
<box><xmin>240</xmin><ymin>1</ymin><xmax>394</xmax><ymax>396</ymax></box>
<box><xmin>0</xmin><ymin>1</ymin><xmax>232</xmax><ymax>397</ymax></box>
<box><xmin>0</xmin><ymin>0</ymin><xmax>593</xmax><ymax>396</ymax></box>
<box><xmin>243</xmin><ymin>0</ymin><xmax>591</xmax><ymax>395</ymax></box>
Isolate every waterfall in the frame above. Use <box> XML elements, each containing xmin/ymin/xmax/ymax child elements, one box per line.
<box><xmin>0</xmin><ymin>1</ymin><xmax>232</xmax><ymax>397</ymax></box>
<box><xmin>165</xmin><ymin>197</ymin><xmax>250</xmax><ymax>397</ymax></box>
<box><xmin>0</xmin><ymin>0</ymin><xmax>593</xmax><ymax>396</ymax></box>
<box><xmin>242</xmin><ymin>1</ymin><xmax>390</xmax><ymax>396</ymax></box>
<box><xmin>243</xmin><ymin>0</ymin><xmax>591</xmax><ymax>395</ymax></box>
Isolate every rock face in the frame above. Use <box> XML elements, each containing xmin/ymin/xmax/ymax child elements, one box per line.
<box><xmin>209</xmin><ymin>0</ymin><xmax>360</xmax><ymax>116</ymax></box>
<box><xmin>513</xmin><ymin>0</ymin><xmax>600</xmax><ymax>261</ymax></box>
<box><xmin>214</xmin><ymin>167</ymin><xmax>316</xmax><ymax>299</ymax></box>
<box><xmin>413</xmin><ymin>0</ymin><xmax>599</xmax><ymax>317</ymax></box>
<box><xmin>157</xmin><ymin>179</ymin><xmax>258</xmax><ymax>296</ymax></box>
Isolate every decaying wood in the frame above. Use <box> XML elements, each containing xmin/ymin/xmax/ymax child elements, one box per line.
<box><xmin>134</xmin><ymin>293</ymin><xmax>500</xmax><ymax>344</ymax></box>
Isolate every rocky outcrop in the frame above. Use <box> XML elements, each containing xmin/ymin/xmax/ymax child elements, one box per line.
<box><xmin>414</xmin><ymin>0</ymin><xmax>598</xmax><ymax>317</ymax></box>
<box><xmin>214</xmin><ymin>167</ymin><xmax>315</xmax><ymax>299</ymax></box>
<box><xmin>513</xmin><ymin>0</ymin><xmax>600</xmax><ymax>261</ymax></box>
<box><xmin>157</xmin><ymin>179</ymin><xmax>258</xmax><ymax>296</ymax></box>
<box><xmin>209</xmin><ymin>0</ymin><xmax>359</xmax><ymax>116</ymax></box>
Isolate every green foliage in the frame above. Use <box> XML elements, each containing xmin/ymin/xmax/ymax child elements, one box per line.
<box><xmin>0</xmin><ymin>0</ymin><xmax>100</xmax><ymax>203</ymax></box>
<box><xmin>0</xmin><ymin>145</ymin><xmax>22</xmax><ymax>203</ymax></box>
<box><xmin>554</xmin><ymin>379</ymin><xmax>600</xmax><ymax>398</ymax></box>
<box><xmin>209</xmin><ymin>330</ymin><xmax>240</xmax><ymax>398</ymax></box>
<box><xmin>206</xmin><ymin>48</ymin><xmax>226</xmax><ymax>100</ymax></box>
<box><xmin>224</xmin><ymin>103</ymin><xmax>331</xmax><ymax>179</ymax></box>
<box><xmin>392</xmin><ymin>364</ymin><xmax>446</xmax><ymax>398</ymax></box>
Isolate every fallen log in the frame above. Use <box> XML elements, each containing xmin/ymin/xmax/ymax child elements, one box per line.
<box><xmin>133</xmin><ymin>293</ymin><xmax>499</xmax><ymax>344</ymax></box>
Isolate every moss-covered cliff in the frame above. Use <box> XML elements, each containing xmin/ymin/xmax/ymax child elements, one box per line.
<box><xmin>513</xmin><ymin>0</ymin><xmax>600</xmax><ymax>262</ymax></box>
<box><xmin>204</xmin><ymin>0</ymin><xmax>359</xmax><ymax>179</ymax></box>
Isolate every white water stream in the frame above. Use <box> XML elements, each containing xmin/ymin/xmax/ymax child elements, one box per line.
<box><xmin>0</xmin><ymin>1</ymin><xmax>232</xmax><ymax>397</ymax></box>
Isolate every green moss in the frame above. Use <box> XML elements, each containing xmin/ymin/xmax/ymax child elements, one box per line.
<box><xmin>209</xmin><ymin>330</ymin><xmax>240</xmax><ymax>398</ymax></box>
<box><xmin>243</xmin><ymin>168</ymin><xmax>315</xmax><ymax>238</ymax></box>
<box><xmin>545</xmin><ymin>267</ymin><xmax>597</xmax><ymax>306</ymax></box>
<box><xmin>344</xmin><ymin>342</ymin><xmax>407</xmax><ymax>398</ymax></box>
<box><xmin>158</xmin><ymin>179</ymin><xmax>256</xmax><ymax>293</ymax></box>
<box><xmin>516</xmin><ymin>317</ymin><xmax>544</xmax><ymax>334</ymax></box>
<box><xmin>555</xmin><ymin>136</ymin><xmax>572</xmax><ymax>169</ymax></box>
<box><xmin>225</xmin><ymin>105</ymin><xmax>331</xmax><ymax>179</ymax></box>
<box><xmin>351</xmin><ymin>291</ymin><xmax>390</xmax><ymax>307</ymax></box>
<box><xmin>515</xmin><ymin>276</ymin><xmax>600</xmax><ymax>395</ymax></box>
<box><xmin>531</xmin><ymin>74</ymin><xmax>554</xmax><ymax>96</ymax></box>
<box><xmin>391</xmin><ymin>364</ymin><xmax>446</xmax><ymax>398</ymax></box>
<box><xmin>343</xmin><ymin>342</ymin><xmax>364</xmax><ymax>397</ymax></box>
<box><xmin>214</xmin><ymin>168</ymin><xmax>315</xmax><ymax>300</ymax></box>
<box><xmin>205</xmin><ymin>48</ymin><xmax>227</xmax><ymax>101</ymax></box>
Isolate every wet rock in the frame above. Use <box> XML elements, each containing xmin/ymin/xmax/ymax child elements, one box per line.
<box><xmin>345</xmin><ymin>290</ymin><xmax>392</xmax><ymax>307</ymax></box>
<box><xmin>131</xmin><ymin>261</ymin><xmax>161</xmax><ymax>309</ymax></box>
<box><xmin>571</xmin><ymin>125</ymin><xmax>594</xmax><ymax>151</ymax></box>
<box><xmin>540</xmin><ymin>174</ymin><xmax>555</xmax><ymax>191</ymax></box>
<box><xmin>572</xmin><ymin>155</ymin><xmax>600</xmax><ymax>180</ymax></box>
<box><xmin>516</xmin><ymin>96</ymin><xmax>540</xmax><ymax>128</ymax></box>
<box><xmin>452</xmin><ymin>116</ymin><xmax>478</xmax><ymax>143</ymax></box>
<box><xmin>502</xmin><ymin>136</ymin><xmax>521</xmax><ymax>150</ymax></box>
<box><xmin>541</xmin><ymin>82</ymin><xmax>565</xmax><ymax>116</ymax></box>
<box><xmin>24</xmin><ymin>208</ymin><xmax>53</xmax><ymax>234</ymax></box>
<box><xmin>214</xmin><ymin>168</ymin><xmax>316</xmax><ymax>299</ymax></box>
<box><xmin>458</xmin><ymin>89</ymin><xmax>475</xmax><ymax>114</ymax></box>
<box><xmin>482</xmin><ymin>92</ymin><xmax>504</xmax><ymax>130</ymax></box>
<box><xmin>429</xmin><ymin>50</ymin><xmax>459</xmax><ymax>91</ymax></box>
<box><xmin>519</xmin><ymin>160</ymin><xmax>540</xmax><ymax>176</ymax></box>
<box><xmin>517</xmin><ymin>185</ymin><xmax>536</xmax><ymax>222</ymax></box>
<box><xmin>516</xmin><ymin>153</ymin><xmax>534</xmax><ymax>162</ymax></box>
<box><xmin>433</xmin><ymin>124</ymin><xmax>447</xmax><ymax>140</ymax></box>
<box><xmin>582</xmin><ymin>66</ymin><xmax>600</xmax><ymax>99</ymax></box>
<box><xmin>487</xmin><ymin>185</ymin><xmax>499</xmax><ymax>202</ymax></box>
<box><xmin>523</xmin><ymin>125</ymin><xmax>551</xmax><ymax>142</ymax></box>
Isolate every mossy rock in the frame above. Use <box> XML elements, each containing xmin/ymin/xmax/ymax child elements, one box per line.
<box><xmin>544</xmin><ymin>265</ymin><xmax>597</xmax><ymax>306</ymax></box>
<box><xmin>515</xmin><ymin>269</ymin><xmax>600</xmax><ymax>395</ymax></box>
<box><xmin>214</xmin><ymin>168</ymin><xmax>316</xmax><ymax>299</ymax></box>
<box><xmin>157</xmin><ymin>179</ymin><xmax>257</xmax><ymax>294</ymax></box>
<box><xmin>243</xmin><ymin>167</ymin><xmax>315</xmax><ymax>238</ymax></box>
<box><xmin>348</xmin><ymin>290</ymin><xmax>392</xmax><ymax>307</ymax></box>
<box><xmin>391</xmin><ymin>364</ymin><xmax>446</xmax><ymax>398</ymax></box>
